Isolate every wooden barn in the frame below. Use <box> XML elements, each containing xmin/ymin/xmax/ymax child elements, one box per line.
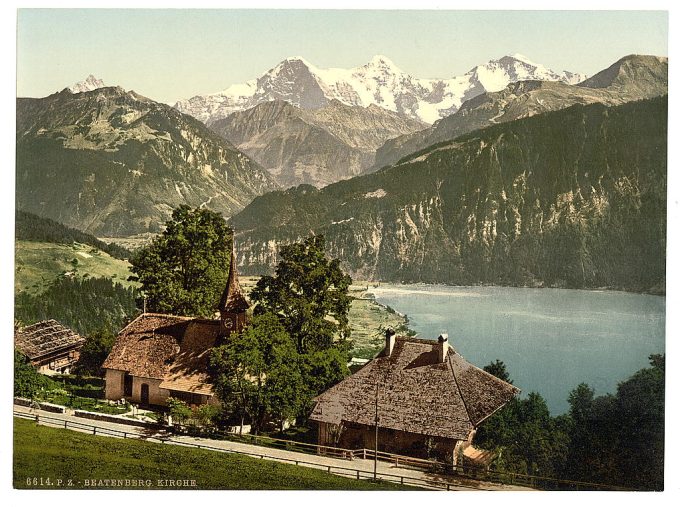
<box><xmin>309</xmin><ymin>331</ymin><xmax>519</xmax><ymax>466</ymax></box>
<box><xmin>102</xmin><ymin>247</ymin><xmax>249</xmax><ymax>407</ymax></box>
<box><xmin>14</xmin><ymin>319</ymin><xmax>86</xmax><ymax>374</ymax></box>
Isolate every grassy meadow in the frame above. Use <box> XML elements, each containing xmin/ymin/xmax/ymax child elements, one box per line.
<box><xmin>15</xmin><ymin>241</ymin><xmax>135</xmax><ymax>295</ymax></box>
<box><xmin>13</xmin><ymin>418</ymin><xmax>413</xmax><ymax>490</ymax></box>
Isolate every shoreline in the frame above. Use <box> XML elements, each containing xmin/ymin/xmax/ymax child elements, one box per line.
<box><xmin>364</xmin><ymin>281</ymin><xmax>666</xmax><ymax>298</ymax></box>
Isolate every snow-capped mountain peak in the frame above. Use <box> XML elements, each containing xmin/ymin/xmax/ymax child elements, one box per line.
<box><xmin>69</xmin><ymin>75</ymin><xmax>106</xmax><ymax>94</ymax></box>
<box><xmin>509</xmin><ymin>53</ymin><xmax>539</xmax><ymax>66</ymax></box>
<box><xmin>175</xmin><ymin>54</ymin><xmax>587</xmax><ymax>125</ymax></box>
<box><xmin>365</xmin><ymin>54</ymin><xmax>401</xmax><ymax>70</ymax></box>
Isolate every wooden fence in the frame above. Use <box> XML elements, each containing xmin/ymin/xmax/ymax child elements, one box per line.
<box><xmin>15</xmin><ymin>410</ymin><xmax>633</xmax><ymax>491</ymax></box>
<box><xmin>171</xmin><ymin>424</ymin><xmax>633</xmax><ymax>491</ymax></box>
<box><xmin>13</xmin><ymin>411</ymin><xmax>484</xmax><ymax>491</ymax></box>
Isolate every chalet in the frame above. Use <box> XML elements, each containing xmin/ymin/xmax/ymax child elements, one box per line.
<box><xmin>102</xmin><ymin>248</ymin><xmax>249</xmax><ymax>407</ymax></box>
<box><xmin>309</xmin><ymin>330</ymin><xmax>519</xmax><ymax>466</ymax></box>
<box><xmin>14</xmin><ymin>319</ymin><xmax>86</xmax><ymax>374</ymax></box>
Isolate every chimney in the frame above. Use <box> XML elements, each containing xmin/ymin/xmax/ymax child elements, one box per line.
<box><xmin>385</xmin><ymin>328</ymin><xmax>396</xmax><ymax>356</ymax></box>
<box><xmin>437</xmin><ymin>333</ymin><xmax>449</xmax><ymax>362</ymax></box>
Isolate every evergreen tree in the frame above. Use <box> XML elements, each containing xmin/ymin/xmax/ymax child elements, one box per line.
<box><xmin>14</xmin><ymin>276</ymin><xmax>137</xmax><ymax>337</ymax></box>
<box><xmin>483</xmin><ymin>359</ymin><xmax>513</xmax><ymax>383</ymax></box>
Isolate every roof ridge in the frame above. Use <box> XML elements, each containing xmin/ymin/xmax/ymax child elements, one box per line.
<box><xmin>140</xmin><ymin>312</ymin><xmax>196</xmax><ymax>320</ymax></box>
<box><xmin>395</xmin><ymin>336</ymin><xmax>431</xmax><ymax>344</ymax></box>
<box><xmin>448</xmin><ymin>352</ymin><xmax>473</xmax><ymax>426</ymax></box>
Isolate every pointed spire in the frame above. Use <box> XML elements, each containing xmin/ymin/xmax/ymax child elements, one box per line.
<box><xmin>219</xmin><ymin>240</ymin><xmax>250</xmax><ymax>314</ymax></box>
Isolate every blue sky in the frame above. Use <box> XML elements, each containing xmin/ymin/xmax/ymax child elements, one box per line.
<box><xmin>17</xmin><ymin>10</ymin><xmax>668</xmax><ymax>104</ymax></box>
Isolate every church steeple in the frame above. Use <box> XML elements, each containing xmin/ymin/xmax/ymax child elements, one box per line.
<box><xmin>218</xmin><ymin>241</ymin><xmax>249</xmax><ymax>336</ymax></box>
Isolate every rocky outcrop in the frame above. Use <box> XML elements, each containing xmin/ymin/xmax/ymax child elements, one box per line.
<box><xmin>231</xmin><ymin>97</ymin><xmax>667</xmax><ymax>293</ymax></box>
<box><xmin>210</xmin><ymin>100</ymin><xmax>425</xmax><ymax>188</ymax></box>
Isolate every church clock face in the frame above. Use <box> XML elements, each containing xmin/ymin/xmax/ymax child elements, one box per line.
<box><xmin>225</xmin><ymin>318</ymin><xmax>234</xmax><ymax>330</ymax></box>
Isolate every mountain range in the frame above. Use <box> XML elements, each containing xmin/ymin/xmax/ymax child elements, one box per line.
<box><xmin>209</xmin><ymin>99</ymin><xmax>426</xmax><ymax>188</ymax></box>
<box><xmin>230</xmin><ymin>96</ymin><xmax>667</xmax><ymax>293</ymax></box>
<box><xmin>15</xmin><ymin>53</ymin><xmax>668</xmax><ymax>294</ymax></box>
<box><xmin>16</xmin><ymin>86</ymin><xmax>277</xmax><ymax>236</ymax></box>
<box><xmin>373</xmin><ymin>55</ymin><xmax>668</xmax><ymax>169</ymax></box>
<box><xmin>174</xmin><ymin>54</ymin><xmax>586</xmax><ymax>125</ymax></box>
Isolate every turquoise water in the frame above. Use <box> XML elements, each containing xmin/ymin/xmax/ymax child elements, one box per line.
<box><xmin>369</xmin><ymin>285</ymin><xmax>665</xmax><ymax>415</ymax></box>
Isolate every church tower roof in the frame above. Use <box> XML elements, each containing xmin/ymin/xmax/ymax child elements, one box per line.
<box><xmin>219</xmin><ymin>243</ymin><xmax>250</xmax><ymax>314</ymax></box>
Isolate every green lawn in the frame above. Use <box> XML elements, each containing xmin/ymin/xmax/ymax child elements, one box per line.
<box><xmin>15</xmin><ymin>240</ymin><xmax>136</xmax><ymax>295</ymax></box>
<box><xmin>13</xmin><ymin>418</ymin><xmax>415</xmax><ymax>490</ymax></box>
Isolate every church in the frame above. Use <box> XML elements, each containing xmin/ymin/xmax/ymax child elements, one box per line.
<box><xmin>102</xmin><ymin>247</ymin><xmax>249</xmax><ymax>407</ymax></box>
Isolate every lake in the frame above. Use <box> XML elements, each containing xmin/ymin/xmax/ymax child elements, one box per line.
<box><xmin>368</xmin><ymin>285</ymin><xmax>665</xmax><ymax>415</ymax></box>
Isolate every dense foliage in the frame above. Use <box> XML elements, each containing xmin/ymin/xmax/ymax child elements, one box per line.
<box><xmin>210</xmin><ymin>235</ymin><xmax>351</xmax><ymax>433</ymax></box>
<box><xmin>129</xmin><ymin>206</ymin><xmax>232</xmax><ymax>317</ymax></box>
<box><xmin>73</xmin><ymin>330</ymin><xmax>117</xmax><ymax>376</ymax></box>
<box><xmin>14</xmin><ymin>351</ymin><xmax>52</xmax><ymax>398</ymax></box>
<box><xmin>15</xmin><ymin>210</ymin><xmax>131</xmax><ymax>259</ymax></box>
<box><xmin>15</xmin><ymin>276</ymin><xmax>138</xmax><ymax>337</ymax></box>
<box><xmin>251</xmin><ymin>235</ymin><xmax>353</xmax><ymax>354</ymax></box>
<box><xmin>209</xmin><ymin>313</ymin><xmax>305</xmax><ymax>434</ymax></box>
<box><xmin>476</xmin><ymin>355</ymin><xmax>665</xmax><ymax>490</ymax></box>
<box><xmin>167</xmin><ymin>397</ymin><xmax>193</xmax><ymax>425</ymax></box>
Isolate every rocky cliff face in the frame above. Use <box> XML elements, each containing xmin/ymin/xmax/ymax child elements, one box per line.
<box><xmin>16</xmin><ymin>87</ymin><xmax>277</xmax><ymax>236</ymax></box>
<box><xmin>231</xmin><ymin>97</ymin><xmax>667</xmax><ymax>293</ymax></box>
<box><xmin>373</xmin><ymin>55</ymin><xmax>668</xmax><ymax>170</ymax></box>
<box><xmin>210</xmin><ymin>99</ymin><xmax>425</xmax><ymax>188</ymax></box>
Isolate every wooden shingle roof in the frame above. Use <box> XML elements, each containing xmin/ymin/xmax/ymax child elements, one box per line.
<box><xmin>309</xmin><ymin>336</ymin><xmax>519</xmax><ymax>441</ymax></box>
<box><xmin>218</xmin><ymin>247</ymin><xmax>250</xmax><ymax>314</ymax></box>
<box><xmin>102</xmin><ymin>313</ymin><xmax>221</xmax><ymax>395</ymax></box>
<box><xmin>14</xmin><ymin>320</ymin><xmax>85</xmax><ymax>361</ymax></box>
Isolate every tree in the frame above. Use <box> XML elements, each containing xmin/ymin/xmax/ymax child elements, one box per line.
<box><xmin>74</xmin><ymin>329</ymin><xmax>116</xmax><ymax>376</ymax></box>
<box><xmin>562</xmin><ymin>356</ymin><xmax>665</xmax><ymax>490</ymax></box>
<box><xmin>300</xmin><ymin>348</ymin><xmax>349</xmax><ymax>411</ymax></box>
<box><xmin>209</xmin><ymin>313</ymin><xmax>305</xmax><ymax>435</ymax></box>
<box><xmin>167</xmin><ymin>397</ymin><xmax>192</xmax><ymax>425</ymax></box>
<box><xmin>613</xmin><ymin>354</ymin><xmax>664</xmax><ymax>490</ymax></box>
<box><xmin>483</xmin><ymin>359</ymin><xmax>513</xmax><ymax>383</ymax></box>
<box><xmin>15</xmin><ymin>277</ymin><xmax>137</xmax><ymax>337</ymax></box>
<box><xmin>250</xmin><ymin>235</ymin><xmax>352</xmax><ymax>354</ymax></box>
<box><xmin>14</xmin><ymin>352</ymin><xmax>51</xmax><ymax>398</ymax></box>
<box><xmin>476</xmin><ymin>361</ymin><xmax>568</xmax><ymax>480</ymax></box>
<box><xmin>129</xmin><ymin>205</ymin><xmax>232</xmax><ymax>317</ymax></box>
